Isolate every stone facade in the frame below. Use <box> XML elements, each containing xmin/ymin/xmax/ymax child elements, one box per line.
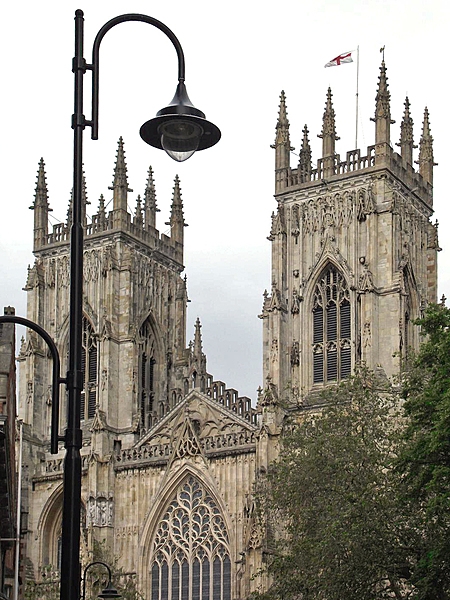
<box><xmin>18</xmin><ymin>61</ymin><xmax>437</xmax><ymax>600</ymax></box>
<box><xmin>0</xmin><ymin>307</ymin><xmax>17</xmax><ymax>599</ymax></box>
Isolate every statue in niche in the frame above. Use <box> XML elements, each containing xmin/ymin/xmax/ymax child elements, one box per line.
<box><xmin>290</xmin><ymin>341</ymin><xmax>300</xmax><ymax>366</ymax></box>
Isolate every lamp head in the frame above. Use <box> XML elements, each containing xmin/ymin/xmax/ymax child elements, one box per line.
<box><xmin>140</xmin><ymin>81</ymin><xmax>221</xmax><ymax>162</ymax></box>
<box><xmin>97</xmin><ymin>582</ymin><xmax>122</xmax><ymax>599</ymax></box>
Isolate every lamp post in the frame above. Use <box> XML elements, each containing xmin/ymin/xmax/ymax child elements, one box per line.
<box><xmin>1</xmin><ymin>9</ymin><xmax>220</xmax><ymax>600</ymax></box>
<box><xmin>66</xmin><ymin>10</ymin><xmax>220</xmax><ymax>600</ymax></box>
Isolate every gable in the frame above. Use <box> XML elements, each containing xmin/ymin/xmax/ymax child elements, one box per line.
<box><xmin>135</xmin><ymin>389</ymin><xmax>257</xmax><ymax>451</ymax></box>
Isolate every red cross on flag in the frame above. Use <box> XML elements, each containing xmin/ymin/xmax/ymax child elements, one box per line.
<box><xmin>325</xmin><ymin>51</ymin><xmax>353</xmax><ymax>67</ymax></box>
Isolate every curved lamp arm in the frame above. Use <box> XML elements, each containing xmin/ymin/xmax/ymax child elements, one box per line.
<box><xmin>0</xmin><ymin>315</ymin><xmax>65</xmax><ymax>454</ymax></box>
<box><xmin>89</xmin><ymin>13</ymin><xmax>185</xmax><ymax>140</ymax></box>
<box><xmin>82</xmin><ymin>561</ymin><xmax>121</xmax><ymax>600</ymax></box>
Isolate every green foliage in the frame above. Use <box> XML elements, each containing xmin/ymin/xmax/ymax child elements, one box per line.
<box><xmin>398</xmin><ymin>303</ymin><xmax>450</xmax><ymax>600</ymax></box>
<box><xmin>24</xmin><ymin>566</ymin><xmax>59</xmax><ymax>600</ymax></box>
<box><xmin>254</xmin><ymin>368</ymin><xmax>413</xmax><ymax>600</ymax></box>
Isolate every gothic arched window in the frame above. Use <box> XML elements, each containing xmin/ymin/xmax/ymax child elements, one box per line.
<box><xmin>150</xmin><ymin>476</ymin><xmax>231</xmax><ymax>600</ymax></box>
<box><xmin>139</xmin><ymin>320</ymin><xmax>157</xmax><ymax>430</ymax></box>
<box><xmin>312</xmin><ymin>265</ymin><xmax>351</xmax><ymax>384</ymax></box>
<box><xmin>80</xmin><ymin>317</ymin><xmax>98</xmax><ymax>420</ymax></box>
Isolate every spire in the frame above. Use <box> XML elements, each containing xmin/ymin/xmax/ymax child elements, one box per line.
<box><xmin>416</xmin><ymin>107</ymin><xmax>437</xmax><ymax>186</ymax></box>
<box><xmin>397</xmin><ymin>97</ymin><xmax>416</xmax><ymax>165</ymax></box>
<box><xmin>167</xmin><ymin>175</ymin><xmax>186</xmax><ymax>247</ymax></box>
<box><xmin>30</xmin><ymin>158</ymin><xmax>52</xmax><ymax>250</ymax></box>
<box><xmin>143</xmin><ymin>166</ymin><xmax>159</xmax><ymax>230</ymax></box>
<box><xmin>109</xmin><ymin>137</ymin><xmax>133</xmax><ymax>211</ymax></box>
<box><xmin>372</xmin><ymin>60</ymin><xmax>394</xmax><ymax>149</ymax></box>
<box><xmin>318</xmin><ymin>88</ymin><xmax>339</xmax><ymax>177</ymax></box>
<box><xmin>134</xmin><ymin>195</ymin><xmax>143</xmax><ymax>228</ymax></box>
<box><xmin>298</xmin><ymin>124</ymin><xmax>312</xmax><ymax>183</ymax></box>
<box><xmin>271</xmin><ymin>91</ymin><xmax>293</xmax><ymax>193</ymax></box>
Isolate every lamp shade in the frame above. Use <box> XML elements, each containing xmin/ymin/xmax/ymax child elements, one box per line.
<box><xmin>97</xmin><ymin>582</ymin><xmax>122</xmax><ymax>599</ymax></box>
<box><xmin>140</xmin><ymin>81</ymin><xmax>221</xmax><ymax>162</ymax></box>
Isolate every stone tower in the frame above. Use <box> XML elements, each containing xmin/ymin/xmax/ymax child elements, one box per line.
<box><xmin>18</xmin><ymin>139</ymin><xmax>261</xmax><ymax>600</ymax></box>
<box><xmin>261</xmin><ymin>60</ymin><xmax>439</xmax><ymax>405</ymax></box>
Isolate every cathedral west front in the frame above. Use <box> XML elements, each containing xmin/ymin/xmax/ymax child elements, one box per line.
<box><xmin>18</xmin><ymin>60</ymin><xmax>438</xmax><ymax>599</ymax></box>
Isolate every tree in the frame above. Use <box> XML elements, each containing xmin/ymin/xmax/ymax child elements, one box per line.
<box><xmin>255</xmin><ymin>368</ymin><xmax>414</xmax><ymax>600</ymax></box>
<box><xmin>397</xmin><ymin>303</ymin><xmax>450</xmax><ymax>600</ymax></box>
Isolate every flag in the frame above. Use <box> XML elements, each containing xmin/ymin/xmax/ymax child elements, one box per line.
<box><xmin>324</xmin><ymin>51</ymin><xmax>353</xmax><ymax>68</ymax></box>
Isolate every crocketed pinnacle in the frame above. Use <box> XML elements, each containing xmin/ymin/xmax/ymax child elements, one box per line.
<box><xmin>109</xmin><ymin>137</ymin><xmax>133</xmax><ymax>210</ymax></box>
<box><xmin>418</xmin><ymin>108</ymin><xmax>434</xmax><ymax>162</ymax></box>
<box><xmin>272</xmin><ymin>90</ymin><xmax>291</xmax><ymax>148</ymax></box>
<box><xmin>397</xmin><ymin>97</ymin><xmax>416</xmax><ymax>164</ymax></box>
<box><xmin>31</xmin><ymin>158</ymin><xmax>50</xmax><ymax>210</ymax></box>
<box><xmin>144</xmin><ymin>166</ymin><xmax>159</xmax><ymax>229</ymax></box>
<box><xmin>319</xmin><ymin>88</ymin><xmax>340</xmax><ymax>141</ymax></box>
<box><xmin>416</xmin><ymin>107</ymin><xmax>437</xmax><ymax>185</ymax></box>
<box><xmin>168</xmin><ymin>175</ymin><xmax>185</xmax><ymax>226</ymax></box>
<box><xmin>372</xmin><ymin>60</ymin><xmax>395</xmax><ymax>147</ymax></box>
<box><xmin>299</xmin><ymin>124</ymin><xmax>312</xmax><ymax>182</ymax></box>
<box><xmin>374</xmin><ymin>61</ymin><xmax>391</xmax><ymax>120</ymax></box>
<box><xmin>111</xmin><ymin>137</ymin><xmax>130</xmax><ymax>189</ymax></box>
<box><xmin>134</xmin><ymin>195</ymin><xmax>143</xmax><ymax>228</ymax></box>
<box><xmin>318</xmin><ymin>88</ymin><xmax>339</xmax><ymax>163</ymax></box>
<box><xmin>193</xmin><ymin>317</ymin><xmax>203</xmax><ymax>358</ymax></box>
<box><xmin>97</xmin><ymin>194</ymin><xmax>106</xmax><ymax>229</ymax></box>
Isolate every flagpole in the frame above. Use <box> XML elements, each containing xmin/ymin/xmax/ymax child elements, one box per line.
<box><xmin>355</xmin><ymin>45</ymin><xmax>359</xmax><ymax>149</ymax></box>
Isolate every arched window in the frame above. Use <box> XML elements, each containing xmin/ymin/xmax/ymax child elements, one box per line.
<box><xmin>80</xmin><ymin>317</ymin><xmax>98</xmax><ymax>421</ymax></box>
<box><xmin>150</xmin><ymin>476</ymin><xmax>231</xmax><ymax>600</ymax></box>
<box><xmin>312</xmin><ymin>265</ymin><xmax>351</xmax><ymax>384</ymax></box>
<box><xmin>139</xmin><ymin>320</ymin><xmax>157</xmax><ymax>431</ymax></box>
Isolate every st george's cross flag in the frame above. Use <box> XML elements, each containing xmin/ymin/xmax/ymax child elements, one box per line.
<box><xmin>324</xmin><ymin>51</ymin><xmax>353</xmax><ymax>67</ymax></box>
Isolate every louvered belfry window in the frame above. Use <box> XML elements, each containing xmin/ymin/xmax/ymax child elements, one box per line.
<box><xmin>150</xmin><ymin>476</ymin><xmax>231</xmax><ymax>600</ymax></box>
<box><xmin>312</xmin><ymin>265</ymin><xmax>351</xmax><ymax>384</ymax></box>
<box><xmin>139</xmin><ymin>320</ymin><xmax>157</xmax><ymax>431</ymax></box>
<box><xmin>80</xmin><ymin>317</ymin><xmax>98</xmax><ymax>420</ymax></box>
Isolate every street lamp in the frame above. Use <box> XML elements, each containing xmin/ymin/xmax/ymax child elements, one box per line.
<box><xmin>82</xmin><ymin>562</ymin><xmax>121</xmax><ymax>600</ymax></box>
<box><xmin>67</xmin><ymin>10</ymin><xmax>220</xmax><ymax>600</ymax></box>
<box><xmin>0</xmin><ymin>9</ymin><xmax>220</xmax><ymax>600</ymax></box>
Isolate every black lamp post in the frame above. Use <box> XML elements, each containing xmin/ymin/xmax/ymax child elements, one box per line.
<box><xmin>66</xmin><ymin>10</ymin><xmax>220</xmax><ymax>600</ymax></box>
<box><xmin>82</xmin><ymin>562</ymin><xmax>121</xmax><ymax>600</ymax></box>
<box><xmin>0</xmin><ymin>9</ymin><xmax>220</xmax><ymax>600</ymax></box>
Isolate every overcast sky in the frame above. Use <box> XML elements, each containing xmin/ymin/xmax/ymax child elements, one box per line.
<box><xmin>0</xmin><ymin>0</ymin><xmax>448</xmax><ymax>401</ymax></box>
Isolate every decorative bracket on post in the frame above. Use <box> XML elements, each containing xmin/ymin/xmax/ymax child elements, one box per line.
<box><xmin>0</xmin><ymin>315</ymin><xmax>66</xmax><ymax>454</ymax></box>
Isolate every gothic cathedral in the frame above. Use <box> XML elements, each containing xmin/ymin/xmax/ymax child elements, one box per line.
<box><xmin>18</xmin><ymin>61</ymin><xmax>438</xmax><ymax>599</ymax></box>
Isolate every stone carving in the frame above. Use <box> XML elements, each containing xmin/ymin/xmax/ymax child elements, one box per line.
<box><xmin>291</xmin><ymin>289</ymin><xmax>301</xmax><ymax>314</ymax></box>
<box><xmin>290</xmin><ymin>341</ymin><xmax>300</xmax><ymax>366</ymax></box>
<box><xmin>291</xmin><ymin>204</ymin><xmax>300</xmax><ymax>238</ymax></box>
<box><xmin>359</xmin><ymin>265</ymin><xmax>374</xmax><ymax>292</ymax></box>
<box><xmin>270</xmin><ymin>339</ymin><xmax>278</xmax><ymax>363</ymax></box>
<box><xmin>302</xmin><ymin>191</ymin><xmax>353</xmax><ymax>234</ymax></box>
<box><xmin>86</xmin><ymin>495</ymin><xmax>114</xmax><ymax>527</ymax></box>
<box><xmin>363</xmin><ymin>322</ymin><xmax>372</xmax><ymax>347</ymax></box>
<box><xmin>47</xmin><ymin>259</ymin><xmax>55</xmax><ymax>288</ymax></box>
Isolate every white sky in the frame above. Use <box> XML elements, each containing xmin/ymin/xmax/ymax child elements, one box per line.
<box><xmin>0</xmin><ymin>0</ymin><xmax>448</xmax><ymax>401</ymax></box>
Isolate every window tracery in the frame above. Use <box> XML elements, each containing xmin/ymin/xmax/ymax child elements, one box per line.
<box><xmin>139</xmin><ymin>319</ymin><xmax>157</xmax><ymax>430</ymax></box>
<box><xmin>150</xmin><ymin>476</ymin><xmax>231</xmax><ymax>600</ymax></box>
<box><xmin>80</xmin><ymin>316</ymin><xmax>98</xmax><ymax>421</ymax></box>
<box><xmin>312</xmin><ymin>265</ymin><xmax>351</xmax><ymax>383</ymax></box>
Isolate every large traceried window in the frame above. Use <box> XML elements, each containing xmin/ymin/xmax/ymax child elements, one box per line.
<box><xmin>80</xmin><ymin>316</ymin><xmax>98</xmax><ymax>421</ymax></box>
<box><xmin>312</xmin><ymin>265</ymin><xmax>351</xmax><ymax>384</ymax></box>
<box><xmin>139</xmin><ymin>319</ymin><xmax>157</xmax><ymax>431</ymax></box>
<box><xmin>150</xmin><ymin>476</ymin><xmax>231</xmax><ymax>600</ymax></box>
